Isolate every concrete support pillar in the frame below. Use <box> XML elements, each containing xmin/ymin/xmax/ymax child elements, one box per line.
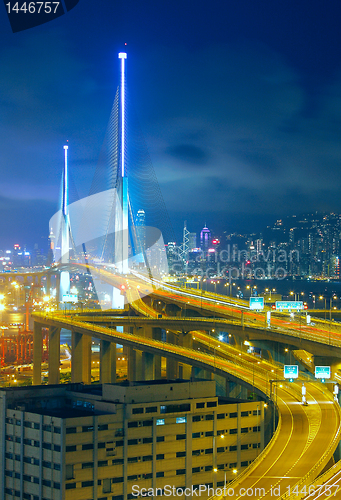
<box><xmin>100</xmin><ymin>341</ymin><xmax>116</xmax><ymax>384</ymax></box>
<box><xmin>55</xmin><ymin>274</ymin><xmax>60</xmax><ymax>306</ymax></box>
<box><xmin>166</xmin><ymin>331</ymin><xmax>178</xmax><ymax>379</ymax></box>
<box><xmin>128</xmin><ymin>348</ymin><xmax>143</xmax><ymax>381</ymax></box>
<box><xmin>142</xmin><ymin>352</ymin><xmax>154</xmax><ymax>380</ymax></box>
<box><xmin>33</xmin><ymin>323</ymin><xmax>43</xmax><ymax>385</ymax></box>
<box><xmin>152</xmin><ymin>328</ymin><xmax>162</xmax><ymax>380</ymax></box>
<box><xmin>71</xmin><ymin>332</ymin><xmax>91</xmax><ymax>383</ymax></box>
<box><xmin>179</xmin><ymin>332</ymin><xmax>193</xmax><ymax>379</ymax></box>
<box><xmin>137</xmin><ymin>327</ymin><xmax>162</xmax><ymax>381</ymax></box>
<box><xmin>46</xmin><ymin>274</ymin><xmax>51</xmax><ymax>296</ymax></box>
<box><xmin>48</xmin><ymin>326</ymin><xmax>60</xmax><ymax>385</ymax></box>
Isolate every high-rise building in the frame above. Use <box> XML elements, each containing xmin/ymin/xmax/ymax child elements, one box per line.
<box><xmin>188</xmin><ymin>232</ymin><xmax>196</xmax><ymax>251</ymax></box>
<box><xmin>0</xmin><ymin>381</ymin><xmax>266</xmax><ymax>500</ymax></box>
<box><xmin>200</xmin><ymin>226</ymin><xmax>211</xmax><ymax>252</ymax></box>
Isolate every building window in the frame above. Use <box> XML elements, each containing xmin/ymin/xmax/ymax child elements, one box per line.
<box><xmin>82</xmin><ymin>443</ymin><xmax>94</xmax><ymax>450</ymax></box>
<box><xmin>241</xmin><ymin>411</ymin><xmax>249</xmax><ymax>417</ymax></box>
<box><xmin>156</xmin><ymin>472</ymin><xmax>164</xmax><ymax>478</ymax></box>
<box><xmin>241</xmin><ymin>427</ymin><xmax>249</xmax><ymax>434</ymax></box>
<box><xmin>205</xmin><ymin>448</ymin><xmax>213</xmax><ymax>454</ymax></box>
<box><xmin>196</xmin><ymin>402</ymin><xmax>205</xmax><ymax>408</ymax></box>
<box><xmin>82</xmin><ymin>481</ymin><xmax>94</xmax><ymax>487</ymax></box>
<box><xmin>253</xmin><ymin>442</ymin><xmax>260</xmax><ymax>449</ymax></box>
<box><xmin>42</xmin><ymin>461</ymin><xmax>51</xmax><ymax>468</ymax></box>
<box><xmin>43</xmin><ymin>424</ymin><xmax>51</xmax><ymax>432</ymax></box>
<box><xmin>82</xmin><ymin>462</ymin><xmax>94</xmax><ymax>469</ymax></box>
<box><xmin>98</xmin><ymin>460</ymin><xmax>108</xmax><ymax>467</ymax></box>
<box><xmin>143</xmin><ymin>455</ymin><xmax>152</xmax><ymax>461</ymax></box>
<box><xmin>54</xmin><ymin>482</ymin><xmax>60</xmax><ymax>489</ymax></box>
<box><xmin>229</xmin><ymin>445</ymin><xmax>237</xmax><ymax>451</ymax></box>
<box><xmin>253</xmin><ymin>426</ymin><xmax>261</xmax><ymax>432</ymax></box>
<box><xmin>205</xmin><ymin>431</ymin><xmax>214</xmax><ymax>437</ymax></box>
<box><xmin>42</xmin><ymin>480</ymin><xmax>51</xmax><ymax>487</ymax></box>
<box><xmin>128</xmin><ymin>439</ymin><xmax>138</xmax><ymax>445</ymax></box>
<box><xmin>241</xmin><ymin>461</ymin><xmax>249</xmax><ymax>467</ymax></box>
<box><xmin>54</xmin><ymin>463</ymin><xmax>61</xmax><ymax>470</ymax></box>
<box><xmin>156</xmin><ymin>419</ymin><xmax>165</xmax><ymax>426</ymax></box>
<box><xmin>205</xmin><ymin>415</ymin><xmax>214</xmax><ymax>421</ymax></box>
<box><xmin>142</xmin><ymin>420</ymin><xmax>153</xmax><ymax>427</ymax></box>
<box><xmin>42</xmin><ymin>443</ymin><xmax>51</xmax><ymax>450</ymax></box>
<box><xmin>128</xmin><ymin>457</ymin><xmax>138</xmax><ymax>463</ymax></box>
<box><xmin>192</xmin><ymin>467</ymin><xmax>200</xmax><ymax>473</ymax></box>
<box><xmin>112</xmin><ymin>459</ymin><xmax>124</xmax><ymax>465</ymax></box>
<box><xmin>54</xmin><ymin>444</ymin><xmax>61</xmax><ymax>452</ymax></box>
<box><xmin>54</xmin><ymin>427</ymin><xmax>61</xmax><ymax>434</ymax></box>
<box><xmin>82</xmin><ymin>425</ymin><xmax>94</xmax><ymax>432</ymax></box>
<box><xmin>156</xmin><ymin>454</ymin><xmax>164</xmax><ymax>460</ymax></box>
<box><xmin>160</xmin><ymin>404</ymin><xmax>190</xmax><ymax>413</ymax></box>
<box><xmin>112</xmin><ymin>477</ymin><xmax>124</xmax><ymax>483</ymax></box>
<box><xmin>176</xmin><ymin>469</ymin><xmax>186</xmax><ymax>475</ymax></box>
<box><xmin>205</xmin><ymin>465</ymin><xmax>213</xmax><ymax>472</ymax></box>
<box><xmin>156</xmin><ymin>436</ymin><xmax>164</xmax><ymax>442</ymax></box>
<box><xmin>102</xmin><ymin>478</ymin><xmax>111</xmax><ymax>493</ymax></box>
<box><xmin>146</xmin><ymin>406</ymin><xmax>157</xmax><ymax>413</ymax></box>
<box><xmin>207</xmin><ymin>401</ymin><xmax>217</xmax><ymax>407</ymax></box>
<box><xmin>229</xmin><ymin>412</ymin><xmax>237</xmax><ymax>418</ymax></box>
<box><xmin>66</xmin><ymin>427</ymin><xmax>77</xmax><ymax>434</ymax></box>
<box><xmin>132</xmin><ymin>408</ymin><xmax>143</xmax><ymax>414</ymax></box>
<box><xmin>98</xmin><ymin>424</ymin><xmax>108</xmax><ymax>431</ymax></box>
<box><xmin>176</xmin><ymin>434</ymin><xmax>186</xmax><ymax>440</ymax></box>
<box><xmin>217</xmin><ymin>413</ymin><xmax>225</xmax><ymax>419</ymax></box>
<box><xmin>176</xmin><ymin>417</ymin><xmax>186</xmax><ymax>424</ymax></box>
<box><xmin>217</xmin><ymin>447</ymin><xmax>226</xmax><ymax>453</ymax></box>
<box><xmin>66</xmin><ymin>445</ymin><xmax>77</xmax><ymax>452</ymax></box>
<box><xmin>229</xmin><ymin>429</ymin><xmax>237</xmax><ymax>434</ymax></box>
<box><xmin>65</xmin><ymin>483</ymin><xmax>76</xmax><ymax>489</ymax></box>
<box><xmin>128</xmin><ymin>422</ymin><xmax>138</xmax><ymax>428</ymax></box>
<box><xmin>143</xmin><ymin>437</ymin><xmax>152</xmax><ymax>444</ymax></box>
<box><xmin>65</xmin><ymin>464</ymin><xmax>74</xmax><ymax>480</ymax></box>
<box><xmin>176</xmin><ymin>451</ymin><xmax>186</xmax><ymax>457</ymax></box>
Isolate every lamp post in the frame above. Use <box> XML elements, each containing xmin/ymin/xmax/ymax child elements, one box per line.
<box><xmin>319</xmin><ymin>295</ymin><xmax>327</xmax><ymax>319</ymax></box>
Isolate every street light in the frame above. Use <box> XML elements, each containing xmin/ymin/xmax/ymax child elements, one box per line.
<box><xmin>319</xmin><ymin>295</ymin><xmax>327</xmax><ymax>319</ymax></box>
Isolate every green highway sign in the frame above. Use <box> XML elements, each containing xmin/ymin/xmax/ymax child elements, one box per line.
<box><xmin>249</xmin><ymin>297</ymin><xmax>264</xmax><ymax>310</ymax></box>
<box><xmin>315</xmin><ymin>366</ymin><xmax>331</xmax><ymax>379</ymax></box>
<box><xmin>276</xmin><ymin>301</ymin><xmax>304</xmax><ymax>311</ymax></box>
<box><xmin>284</xmin><ymin>365</ymin><xmax>299</xmax><ymax>379</ymax></box>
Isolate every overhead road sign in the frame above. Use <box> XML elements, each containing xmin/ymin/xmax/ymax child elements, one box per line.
<box><xmin>315</xmin><ymin>366</ymin><xmax>331</xmax><ymax>380</ymax></box>
<box><xmin>276</xmin><ymin>301</ymin><xmax>304</xmax><ymax>311</ymax></box>
<box><xmin>284</xmin><ymin>365</ymin><xmax>299</xmax><ymax>379</ymax></box>
<box><xmin>249</xmin><ymin>297</ymin><xmax>264</xmax><ymax>310</ymax></box>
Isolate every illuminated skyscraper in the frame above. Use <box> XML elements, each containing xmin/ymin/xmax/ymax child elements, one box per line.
<box><xmin>200</xmin><ymin>225</ymin><xmax>211</xmax><ymax>252</ymax></box>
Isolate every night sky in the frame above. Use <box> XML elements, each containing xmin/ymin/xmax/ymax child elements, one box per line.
<box><xmin>1</xmin><ymin>0</ymin><xmax>341</xmax><ymax>249</ymax></box>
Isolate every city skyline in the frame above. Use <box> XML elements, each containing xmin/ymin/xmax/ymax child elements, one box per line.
<box><xmin>2</xmin><ymin>2</ymin><xmax>341</xmax><ymax>246</ymax></box>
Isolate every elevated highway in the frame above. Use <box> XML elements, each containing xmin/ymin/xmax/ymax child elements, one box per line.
<box><xmin>32</xmin><ymin>309</ymin><xmax>341</xmax><ymax>500</ymax></box>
